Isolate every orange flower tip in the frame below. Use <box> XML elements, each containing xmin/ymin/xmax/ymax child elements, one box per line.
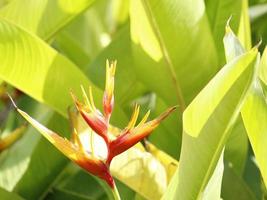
<box><xmin>70</xmin><ymin>91</ymin><xmax>83</xmax><ymax>110</ymax></box>
<box><xmin>126</xmin><ymin>104</ymin><xmax>140</xmax><ymax>130</ymax></box>
<box><xmin>155</xmin><ymin>105</ymin><xmax>177</xmax><ymax>122</ymax></box>
<box><xmin>69</xmin><ymin>90</ymin><xmax>77</xmax><ymax>102</ymax></box>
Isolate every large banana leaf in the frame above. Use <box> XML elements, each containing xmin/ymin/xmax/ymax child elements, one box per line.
<box><xmin>241</xmin><ymin>81</ymin><xmax>267</xmax><ymax>187</ymax></box>
<box><xmin>216</xmin><ymin>25</ymin><xmax>249</xmax><ymax>176</ymax></box>
<box><xmin>129</xmin><ymin>0</ymin><xmax>218</xmax><ymax>109</ymax></box>
<box><xmin>0</xmin><ymin>0</ymin><xmax>95</xmax><ymax>40</ymax></box>
<box><xmin>237</xmin><ymin>0</ymin><xmax>251</xmax><ymax>50</ymax></box>
<box><xmin>0</xmin><ymin>18</ymin><xmax>102</xmax><ymax>117</ymax></box>
<box><xmin>223</xmin><ymin>21</ymin><xmax>267</xmax><ymax>188</ymax></box>
<box><xmin>164</xmin><ymin>40</ymin><xmax>259</xmax><ymax>199</ymax></box>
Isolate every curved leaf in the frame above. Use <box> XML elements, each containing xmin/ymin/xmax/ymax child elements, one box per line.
<box><xmin>241</xmin><ymin>80</ymin><xmax>267</xmax><ymax>187</ymax></box>
<box><xmin>241</xmin><ymin>79</ymin><xmax>267</xmax><ymax>188</ymax></box>
<box><xmin>165</xmin><ymin>47</ymin><xmax>259</xmax><ymax>199</ymax></box>
<box><xmin>224</xmin><ymin>21</ymin><xmax>267</xmax><ymax>188</ymax></box>
<box><xmin>0</xmin><ymin>18</ymin><xmax>102</xmax><ymax>117</ymax></box>
<box><xmin>0</xmin><ymin>0</ymin><xmax>95</xmax><ymax>40</ymax></box>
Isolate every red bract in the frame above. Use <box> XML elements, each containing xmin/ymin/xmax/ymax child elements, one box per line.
<box><xmin>107</xmin><ymin>106</ymin><xmax>177</xmax><ymax>165</ymax></box>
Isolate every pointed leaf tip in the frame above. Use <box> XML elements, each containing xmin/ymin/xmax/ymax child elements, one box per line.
<box><xmin>7</xmin><ymin>93</ymin><xmax>18</xmax><ymax>109</ymax></box>
<box><xmin>225</xmin><ymin>16</ymin><xmax>233</xmax><ymax>34</ymax></box>
<box><xmin>253</xmin><ymin>39</ymin><xmax>262</xmax><ymax>50</ymax></box>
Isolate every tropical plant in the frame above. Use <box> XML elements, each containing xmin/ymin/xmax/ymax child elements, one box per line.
<box><xmin>0</xmin><ymin>0</ymin><xmax>266</xmax><ymax>200</ymax></box>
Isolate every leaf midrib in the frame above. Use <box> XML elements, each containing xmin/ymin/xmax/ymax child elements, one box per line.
<box><xmin>140</xmin><ymin>0</ymin><xmax>186</xmax><ymax>112</ymax></box>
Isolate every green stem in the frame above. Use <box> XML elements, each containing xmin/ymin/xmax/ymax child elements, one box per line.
<box><xmin>112</xmin><ymin>182</ymin><xmax>121</xmax><ymax>200</ymax></box>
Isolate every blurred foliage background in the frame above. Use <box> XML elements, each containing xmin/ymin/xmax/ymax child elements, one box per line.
<box><xmin>0</xmin><ymin>0</ymin><xmax>267</xmax><ymax>199</ymax></box>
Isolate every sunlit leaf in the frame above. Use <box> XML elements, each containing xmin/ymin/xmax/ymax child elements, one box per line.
<box><xmin>183</xmin><ymin>49</ymin><xmax>258</xmax><ymax>137</ymax></box>
<box><xmin>223</xmin><ymin>22</ymin><xmax>267</xmax><ymax>188</ymax></box>
<box><xmin>242</xmin><ymin>81</ymin><xmax>267</xmax><ymax>187</ymax></box>
<box><xmin>164</xmin><ymin>42</ymin><xmax>259</xmax><ymax>199</ymax></box>
<box><xmin>237</xmin><ymin>0</ymin><xmax>252</xmax><ymax>50</ymax></box>
<box><xmin>0</xmin><ymin>0</ymin><xmax>95</xmax><ymax>40</ymax></box>
<box><xmin>202</xmin><ymin>151</ymin><xmax>224</xmax><ymax>200</ymax></box>
<box><xmin>0</xmin><ymin>18</ymin><xmax>102</xmax><ymax>117</ymax></box>
<box><xmin>130</xmin><ymin>0</ymin><xmax>218</xmax><ymax>109</ymax></box>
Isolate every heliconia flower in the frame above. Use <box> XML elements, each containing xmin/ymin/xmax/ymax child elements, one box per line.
<box><xmin>0</xmin><ymin>123</ymin><xmax>27</xmax><ymax>152</ymax></box>
<box><xmin>8</xmin><ymin>96</ymin><xmax>115</xmax><ymax>188</ymax></box>
<box><xmin>70</xmin><ymin>60</ymin><xmax>176</xmax><ymax>166</ymax></box>
<box><xmin>9</xmin><ymin>60</ymin><xmax>176</xmax><ymax>194</ymax></box>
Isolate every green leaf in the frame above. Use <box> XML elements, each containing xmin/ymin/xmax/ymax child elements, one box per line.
<box><xmin>259</xmin><ymin>47</ymin><xmax>267</xmax><ymax>85</ymax></box>
<box><xmin>243</xmin><ymin>151</ymin><xmax>265</xmax><ymax>199</ymax></box>
<box><xmin>250</xmin><ymin>3</ymin><xmax>267</xmax><ymax>52</ymax></box>
<box><xmin>0</xmin><ymin>100</ymin><xmax>53</xmax><ymax>192</ymax></box>
<box><xmin>130</xmin><ymin>0</ymin><xmax>218</xmax><ymax>109</ymax></box>
<box><xmin>44</xmin><ymin>165</ymin><xmax>108</xmax><ymax>200</ymax></box>
<box><xmin>237</xmin><ymin>0</ymin><xmax>251</xmax><ymax>50</ymax></box>
<box><xmin>202</xmin><ymin>151</ymin><xmax>224</xmax><ymax>200</ymax></box>
<box><xmin>224</xmin><ymin>116</ymin><xmax>248</xmax><ymax>175</ymax></box>
<box><xmin>111</xmin><ymin>0</ymin><xmax>129</xmax><ymax>27</ymax></box>
<box><xmin>224</xmin><ymin>20</ymin><xmax>267</xmax><ymax>189</ymax></box>
<box><xmin>0</xmin><ymin>0</ymin><xmax>95</xmax><ymax>40</ymax></box>
<box><xmin>54</xmin><ymin>30</ymin><xmax>91</xmax><ymax>70</ymax></box>
<box><xmin>205</xmin><ymin>0</ymin><xmax>242</xmax><ymax>64</ymax></box>
<box><xmin>54</xmin><ymin>1</ymin><xmax>113</xmax><ymax>70</ymax></box>
<box><xmin>0</xmin><ymin>187</ymin><xmax>24</xmax><ymax>200</ymax></box>
<box><xmin>183</xmin><ymin>49</ymin><xmax>258</xmax><ymax>137</ymax></box>
<box><xmin>241</xmin><ymin>80</ymin><xmax>267</xmax><ymax>187</ymax></box>
<box><xmin>13</xmin><ymin>113</ymin><xmax>70</xmax><ymax>199</ymax></box>
<box><xmin>221</xmin><ymin>164</ymin><xmax>257</xmax><ymax>200</ymax></box>
<box><xmin>0</xmin><ymin>18</ymin><xmax>102</xmax><ymax>117</ymax></box>
<box><xmin>148</xmin><ymin>95</ymin><xmax>181</xmax><ymax>159</ymax></box>
<box><xmin>164</xmin><ymin>47</ymin><xmax>259</xmax><ymax>199</ymax></box>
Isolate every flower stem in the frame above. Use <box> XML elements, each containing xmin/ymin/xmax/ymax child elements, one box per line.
<box><xmin>112</xmin><ymin>182</ymin><xmax>121</xmax><ymax>200</ymax></box>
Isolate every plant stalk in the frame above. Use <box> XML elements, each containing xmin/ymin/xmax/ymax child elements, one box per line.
<box><xmin>112</xmin><ymin>182</ymin><xmax>121</xmax><ymax>200</ymax></box>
